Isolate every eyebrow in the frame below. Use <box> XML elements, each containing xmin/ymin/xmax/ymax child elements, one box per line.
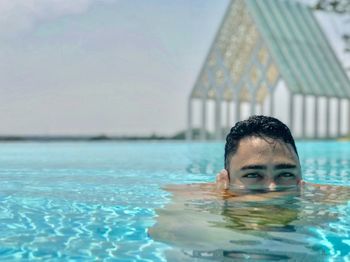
<box><xmin>240</xmin><ymin>163</ymin><xmax>297</xmax><ymax>170</ymax></box>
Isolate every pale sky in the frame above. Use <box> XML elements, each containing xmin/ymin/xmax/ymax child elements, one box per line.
<box><xmin>0</xmin><ymin>0</ymin><xmax>348</xmax><ymax>136</ymax></box>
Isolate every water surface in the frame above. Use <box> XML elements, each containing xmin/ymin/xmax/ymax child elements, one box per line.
<box><xmin>0</xmin><ymin>141</ymin><xmax>349</xmax><ymax>260</ymax></box>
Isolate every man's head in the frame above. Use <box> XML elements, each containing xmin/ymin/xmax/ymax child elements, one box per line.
<box><xmin>224</xmin><ymin>115</ymin><xmax>302</xmax><ymax>191</ymax></box>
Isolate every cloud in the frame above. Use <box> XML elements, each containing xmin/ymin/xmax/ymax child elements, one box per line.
<box><xmin>0</xmin><ymin>0</ymin><xmax>115</xmax><ymax>37</ymax></box>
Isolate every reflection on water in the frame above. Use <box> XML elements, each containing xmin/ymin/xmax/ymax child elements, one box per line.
<box><xmin>1</xmin><ymin>141</ymin><xmax>349</xmax><ymax>260</ymax></box>
<box><xmin>299</xmin><ymin>142</ymin><xmax>350</xmax><ymax>186</ymax></box>
<box><xmin>183</xmin><ymin>249</ymin><xmax>294</xmax><ymax>261</ymax></box>
<box><xmin>150</xmin><ymin>184</ymin><xmax>350</xmax><ymax>261</ymax></box>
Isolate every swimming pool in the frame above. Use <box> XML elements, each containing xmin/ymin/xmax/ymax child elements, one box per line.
<box><xmin>0</xmin><ymin>141</ymin><xmax>349</xmax><ymax>260</ymax></box>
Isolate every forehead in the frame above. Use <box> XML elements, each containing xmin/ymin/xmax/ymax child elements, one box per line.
<box><xmin>229</xmin><ymin>136</ymin><xmax>299</xmax><ymax>169</ymax></box>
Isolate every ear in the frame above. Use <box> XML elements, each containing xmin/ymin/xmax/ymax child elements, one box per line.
<box><xmin>216</xmin><ymin>169</ymin><xmax>230</xmax><ymax>190</ymax></box>
<box><xmin>297</xmin><ymin>179</ymin><xmax>305</xmax><ymax>185</ymax></box>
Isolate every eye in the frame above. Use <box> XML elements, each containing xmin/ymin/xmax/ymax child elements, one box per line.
<box><xmin>278</xmin><ymin>172</ymin><xmax>295</xmax><ymax>179</ymax></box>
<box><xmin>242</xmin><ymin>173</ymin><xmax>263</xmax><ymax>179</ymax></box>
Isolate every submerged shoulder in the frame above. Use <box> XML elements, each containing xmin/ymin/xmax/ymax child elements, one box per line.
<box><xmin>163</xmin><ymin>183</ymin><xmax>216</xmax><ymax>199</ymax></box>
<box><xmin>304</xmin><ymin>182</ymin><xmax>350</xmax><ymax>191</ymax></box>
<box><xmin>163</xmin><ymin>183</ymin><xmax>215</xmax><ymax>192</ymax></box>
<box><xmin>302</xmin><ymin>182</ymin><xmax>350</xmax><ymax>203</ymax></box>
<box><xmin>163</xmin><ymin>183</ymin><xmax>237</xmax><ymax>201</ymax></box>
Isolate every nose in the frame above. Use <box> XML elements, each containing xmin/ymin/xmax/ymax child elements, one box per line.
<box><xmin>268</xmin><ymin>181</ymin><xmax>277</xmax><ymax>190</ymax></box>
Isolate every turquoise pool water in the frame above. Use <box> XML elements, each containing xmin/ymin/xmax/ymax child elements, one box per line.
<box><xmin>0</xmin><ymin>141</ymin><xmax>349</xmax><ymax>260</ymax></box>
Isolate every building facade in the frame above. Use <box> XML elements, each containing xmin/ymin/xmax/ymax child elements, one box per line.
<box><xmin>187</xmin><ymin>0</ymin><xmax>350</xmax><ymax>140</ymax></box>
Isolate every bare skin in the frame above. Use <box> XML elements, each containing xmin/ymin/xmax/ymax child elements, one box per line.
<box><xmin>217</xmin><ymin>136</ymin><xmax>303</xmax><ymax>193</ymax></box>
<box><xmin>162</xmin><ymin>136</ymin><xmax>303</xmax><ymax>201</ymax></box>
<box><xmin>149</xmin><ymin>136</ymin><xmax>350</xmax><ymax>259</ymax></box>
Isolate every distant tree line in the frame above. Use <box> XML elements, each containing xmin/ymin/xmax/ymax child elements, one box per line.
<box><xmin>313</xmin><ymin>0</ymin><xmax>350</xmax><ymax>56</ymax></box>
<box><xmin>314</xmin><ymin>0</ymin><xmax>350</xmax><ymax>13</ymax></box>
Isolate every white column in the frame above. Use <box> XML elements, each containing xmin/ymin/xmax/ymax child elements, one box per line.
<box><xmin>289</xmin><ymin>93</ymin><xmax>294</xmax><ymax>135</ymax></box>
<box><xmin>256</xmin><ymin>103</ymin><xmax>261</xmax><ymax>115</ymax></box>
<box><xmin>348</xmin><ymin>99</ymin><xmax>350</xmax><ymax>135</ymax></box>
<box><xmin>270</xmin><ymin>89</ymin><xmax>275</xmax><ymax>117</ymax></box>
<box><xmin>200</xmin><ymin>95</ymin><xmax>207</xmax><ymax>140</ymax></box>
<box><xmin>186</xmin><ymin>98</ymin><xmax>193</xmax><ymax>141</ymax></box>
<box><xmin>226</xmin><ymin>100</ymin><xmax>231</xmax><ymax>131</ymax></box>
<box><xmin>301</xmin><ymin>95</ymin><xmax>307</xmax><ymax>139</ymax></box>
<box><xmin>263</xmin><ymin>98</ymin><xmax>268</xmax><ymax>116</ymax></box>
<box><xmin>314</xmin><ymin>96</ymin><xmax>319</xmax><ymax>138</ymax></box>
<box><xmin>234</xmin><ymin>94</ymin><xmax>241</xmax><ymax>123</ymax></box>
<box><xmin>325</xmin><ymin>97</ymin><xmax>330</xmax><ymax>138</ymax></box>
<box><xmin>337</xmin><ymin>98</ymin><xmax>341</xmax><ymax>138</ymax></box>
<box><xmin>250</xmin><ymin>94</ymin><xmax>257</xmax><ymax>116</ymax></box>
<box><xmin>215</xmin><ymin>96</ymin><xmax>222</xmax><ymax>140</ymax></box>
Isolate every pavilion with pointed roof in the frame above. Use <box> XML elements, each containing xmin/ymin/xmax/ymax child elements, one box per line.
<box><xmin>187</xmin><ymin>0</ymin><xmax>350</xmax><ymax>140</ymax></box>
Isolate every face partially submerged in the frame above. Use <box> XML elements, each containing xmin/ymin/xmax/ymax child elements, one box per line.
<box><xmin>227</xmin><ymin>136</ymin><xmax>302</xmax><ymax>191</ymax></box>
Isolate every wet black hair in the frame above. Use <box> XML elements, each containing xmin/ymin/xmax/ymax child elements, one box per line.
<box><xmin>224</xmin><ymin>115</ymin><xmax>298</xmax><ymax>169</ymax></box>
